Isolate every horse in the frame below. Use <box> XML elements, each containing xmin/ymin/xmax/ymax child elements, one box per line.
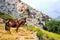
<box><xmin>5</xmin><ymin>17</ymin><xmax>26</xmax><ymax>33</ymax></box>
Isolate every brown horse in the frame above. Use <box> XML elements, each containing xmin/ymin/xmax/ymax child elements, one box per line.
<box><xmin>5</xmin><ymin>17</ymin><xmax>26</xmax><ymax>33</ymax></box>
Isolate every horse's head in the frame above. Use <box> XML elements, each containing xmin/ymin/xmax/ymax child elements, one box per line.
<box><xmin>21</xmin><ymin>17</ymin><xmax>26</xmax><ymax>23</ymax></box>
<box><xmin>18</xmin><ymin>17</ymin><xmax>26</xmax><ymax>24</ymax></box>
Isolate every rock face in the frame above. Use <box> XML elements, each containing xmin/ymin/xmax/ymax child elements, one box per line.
<box><xmin>0</xmin><ymin>0</ymin><xmax>52</xmax><ymax>28</ymax></box>
<box><xmin>0</xmin><ymin>0</ymin><xmax>20</xmax><ymax>18</ymax></box>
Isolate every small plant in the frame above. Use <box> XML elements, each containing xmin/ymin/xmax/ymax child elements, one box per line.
<box><xmin>0</xmin><ymin>11</ymin><xmax>16</xmax><ymax>22</ymax></box>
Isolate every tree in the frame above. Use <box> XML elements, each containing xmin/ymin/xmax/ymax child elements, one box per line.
<box><xmin>45</xmin><ymin>20</ymin><xmax>60</xmax><ymax>34</ymax></box>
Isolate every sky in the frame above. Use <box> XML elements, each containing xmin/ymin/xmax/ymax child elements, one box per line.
<box><xmin>21</xmin><ymin>0</ymin><xmax>60</xmax><ymax>19</ymax></box>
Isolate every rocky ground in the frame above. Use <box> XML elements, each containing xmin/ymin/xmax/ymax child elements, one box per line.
<box><xmin>0</xmin><ymin>23</ymin><xmax>38</xmax><ymax>40</ymax></box>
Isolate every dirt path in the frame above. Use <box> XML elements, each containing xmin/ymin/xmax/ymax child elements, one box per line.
<box><xmin>0</xmin><ymin>24</ymin><xmax>38</xmax><ymax>40</ymax></box>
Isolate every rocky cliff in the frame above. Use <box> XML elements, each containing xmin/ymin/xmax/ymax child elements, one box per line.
<box><xmin>0</xmin><ymin>0</ymin><xmax>52</xmax><ymax>28</ymax></box>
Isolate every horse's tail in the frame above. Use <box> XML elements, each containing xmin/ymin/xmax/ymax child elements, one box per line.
<box><xmin>5</xmin><ymin>23</ymin><xmax>10</xmax><ymax>31</ymax></box>
<box><xmin>5</xmin><ymin>23</ymin><xmax>7</xmax><ymax>30</ymax></box>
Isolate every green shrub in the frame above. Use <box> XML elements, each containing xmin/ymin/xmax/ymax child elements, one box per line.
<box><xmin>45</xmin><ymin>20</ymin><xmax>60</xmax><ymax>34</ymax></box>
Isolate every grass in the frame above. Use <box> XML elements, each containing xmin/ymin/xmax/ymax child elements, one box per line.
<box><xmin>0</xmin><ymin>10</ymin><xmax>60</xmax><ymax>40</ymax></box>
<box><xmin>0</xmin><ymin>11</ymin><xmax>16</xmax><ymax>22</ymax></box>
<box><xmin>0</xmin><ymin>23</ymin><xmax>38</xmax><ymax>40</ymax></box>
<box><xmin>0</xmin><ymin>23</ymin><xmax>60</xmax><ymax>40</ymax></box>
<box><xmin>27</xmin><ymin>25</ymin><xmax>60</xmax><ymax>40</ymax></box>
<box><xmin>0</xmin><ymin>23</ymin><xmax>18</xmax><ymax>40</ymax></box>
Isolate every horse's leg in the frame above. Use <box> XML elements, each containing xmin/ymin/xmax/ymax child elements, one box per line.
<box><xmin>5</xmin><ymin>25</ymin><xmax>11</xmax><ymax>33</ymax></box>
<box><xmin>16</xmin><ymin>23</ymin><xmax>19</xmax><ymax>32</ymax></box>
<box><xmin>16</xmin><ymin>26</ymin><xmax>19</xmax><ymax>32</ymax></box>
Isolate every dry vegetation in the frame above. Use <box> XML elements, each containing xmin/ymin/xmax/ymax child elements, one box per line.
<box><xmin>0</xmin><ymin>23</ymin><xmax>38</xmax><ymax>40</ymax></box>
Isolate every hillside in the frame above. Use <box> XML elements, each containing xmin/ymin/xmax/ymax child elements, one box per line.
<box><xmin>27</xmin><ymin>25</ymin><xmax>60</xmax><ymax>40</ymax></box>
<box><xmin>0</xmin><ymin>12</ymin><xmax>60</xmax><ymax>40</ymax></box>
<box><xmin>0</xmin><ymin>22</ymin><xmax>60</xmax><ymax>40</ymax></box>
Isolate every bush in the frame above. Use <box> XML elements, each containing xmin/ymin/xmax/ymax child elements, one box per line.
<box><xmin>45</xmin><ymin>20</ymin><xmax>60</xmax><ymax>34</ymax></box>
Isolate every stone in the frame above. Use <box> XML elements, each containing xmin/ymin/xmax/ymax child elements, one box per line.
<box><xmin>0</xmin><ymin>18</ymin><xmax>3</xmax><ymax>23</ymax></box>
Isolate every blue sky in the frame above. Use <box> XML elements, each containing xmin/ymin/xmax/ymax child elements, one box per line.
<box><xmin>21</xmin><ymin>0</ymin><xmax>60</xmax><ymax>18</ymax></box>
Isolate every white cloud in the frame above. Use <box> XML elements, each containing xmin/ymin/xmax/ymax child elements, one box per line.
<box><xmin>21</xmin><ymin>0</ymin><xmax>60</xmax><ymax>18</ymax></box>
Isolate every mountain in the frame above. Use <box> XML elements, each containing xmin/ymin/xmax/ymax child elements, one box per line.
<box><xmin>56</xmin><ymin>16</ymin><xmax>60</xmax><ymax>20</ymax></box>
<box><xmin>0</xmin><ymin>0</ymin><xmax>52</xmax><ymax>28</ymax></box>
